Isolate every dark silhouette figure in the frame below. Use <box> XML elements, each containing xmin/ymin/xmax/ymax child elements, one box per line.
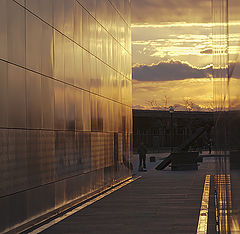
<box><xmin>208</xmin><ymin>139</ymin><xmax>212</xmax><ymax>154</ymax></box>
<box><xmin>137</xmin><ymin>142</ymin><xmax>147</xmax><ymax>171</ymax></box>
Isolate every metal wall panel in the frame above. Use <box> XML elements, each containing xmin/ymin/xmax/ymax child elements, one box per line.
<box><xmin>0</xmin><ymin>61</ymin><xmax>8</xmax><ymax>127</ymax></box>
<box><xmin>41</xmin><ymin>77</ymin><xmax>55</xmax><ymax>129</ymax></box>
<box><xmin>26</xmin><ymin>71</ymin><xmax>42</xmax><ymax>129</ymax></box>
<box><xmin>0</xmin><ymin>0</ymin><xmax>131</xmax><ymax>232</ymax></box>
<box><xmin>212</xmin><ymin>0</ymin><xmax>240</xmax><ymax>232</ymax></box>
<box><xmin>0</xmin><ymin>1</ymin><xmax>8</xmax><ymax>61</ymax></box>
<box><xmin>7</xmin><ymin>64</ymin><xmax>26</xmax><ymax>128</ymax></box>
<box><xmin>7</xmin><ymin>0</ymin><xmax>26</xmax><ymax>67</ymax></box>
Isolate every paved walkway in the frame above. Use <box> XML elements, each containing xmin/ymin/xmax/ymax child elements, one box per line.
<box><xmin>42</xmin><ymin>155</ymin><xmax>218</xmax><ymax>234</ymax></box>
<box><xmin>132</xmin><ymin>152</ymin><xmax>169</xmax><ymax>175</ymax></box>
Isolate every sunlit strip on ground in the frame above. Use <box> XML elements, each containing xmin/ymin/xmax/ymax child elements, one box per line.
<box><xmin>214</xmin><ymin>174</ymin><xmax>229</xmax><ymax>233</ymax></box>
<box><xmin>28</xmin><ymin>177</ymin><xmax>141</xmax><ymax>234</ymax></box>
<box><xmin>197</xmin><ymin>174</ymin><xmax>211</xmax><ymax>234</ymax></box>
<box><xmin>214</xmin><ymin>174</ymin><xmax>240</xmax><ymax>233</ymax></box>
<box><xmin>214</xmin><ymin>174</ymin><xmax>230</xmax><ymax>233</ymax></box>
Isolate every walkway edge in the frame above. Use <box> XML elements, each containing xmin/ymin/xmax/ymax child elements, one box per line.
<box><xmin>196</xmin><ymin>174</ymin><xmax>211</xmax><ymax>234</ymax></box>
<box><xmin>24</xmin><ymin>176</ymin><xmax>141</xmax><ymax>234</ymax></box>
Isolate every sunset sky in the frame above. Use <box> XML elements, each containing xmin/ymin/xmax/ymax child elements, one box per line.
<box><xmin>131</xmin><ymin>0</ymin><xmax>240</xmax><ymax>111</ymax></box>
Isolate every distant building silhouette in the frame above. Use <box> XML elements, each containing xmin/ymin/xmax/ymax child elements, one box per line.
<box><xmin>133</xmin><ymin>109</ymin><xmax>214</xmax><ymax>152</ymax></box>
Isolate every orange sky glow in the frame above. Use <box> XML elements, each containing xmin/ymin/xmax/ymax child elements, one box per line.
<box><xmin>131</xmin><ymin>0</ymin><xmax>240</xmax><ymax>111</ymax></box>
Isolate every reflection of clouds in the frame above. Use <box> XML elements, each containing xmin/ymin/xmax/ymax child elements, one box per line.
<box><xmin>229</xmin><ymin>78</ymin><xmax>240</xmax><ymax>109</ymax></box>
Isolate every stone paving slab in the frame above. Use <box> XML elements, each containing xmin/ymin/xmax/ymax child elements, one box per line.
<box><xmin>42</xmin><ymin>157</ymin><xmax>218</xmax><ymax>234</ymax></box>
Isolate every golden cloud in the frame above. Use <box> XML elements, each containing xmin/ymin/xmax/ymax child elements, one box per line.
<box><xmin>132</xmin><ymin>78</ymin><xmax>215</xmax><ymax>111</ymax></box>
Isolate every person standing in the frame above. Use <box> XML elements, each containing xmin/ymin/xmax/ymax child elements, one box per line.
<box><xmin>208</xmin><ymin>138</ymin><xmax>212</xmax><ymax>154</ymax></box>
<box><xmin>137</xmin><ymin>142</ymin><xmax>147</xmax><ymax>171</ymax></box>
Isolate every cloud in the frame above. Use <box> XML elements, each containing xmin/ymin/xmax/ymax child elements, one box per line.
<box><xmin>132</xmin><ymin>78</ymin><xmax>215</xmax><ymax>111</ymax></box>
<box><xmin>131</xmin><ymin>0</ymin><xmax>240</xmax><ymax>25</ymax></box>
<box><xmin>132</xmin><ymin>104</ymin><xmax>148</xmax><ymax>110</ymax></box>
<box><xmin>132</xmin><ymin>60</ymin><xmax>212</xmax><ymax>81</ymax></box>
<box><xmin>212</xmin><ymin>62</ymin><xmax>240</xmax><ymax>79</ymax></box>
<box><xmin>131</xmin><ymin>23</ymin><xmax>213</xmax><ymax>67</ymax></box>
<box><xmin>131</xmin><ymin>0</ymin><xmax>211</xmax><ymax>25</ymax></box>
<box><xmin>200</xmin><ymin>49</ymin><xmax>213</xmax><ymax>54</ymax></box>
<box><xmin>230</xmin><ymin>62</ymin><xmax>240</xmax><ymax>78</ymax></box>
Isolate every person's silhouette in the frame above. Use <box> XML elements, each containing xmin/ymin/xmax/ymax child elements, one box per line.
<box><xmin>208</xmin><ymin>139</ymin><xmax>212</xmax><ymax>154</ymax></box>
<box><xmin>137</xmin><ymin>142</ymin><xmax>147</xmax><ymax>171</ymax></box>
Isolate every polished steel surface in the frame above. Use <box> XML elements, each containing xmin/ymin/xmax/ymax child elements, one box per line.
<box><xmin>212</xmin><ymin>0</ymin><xmax>240</xmax><ymax>232</ymax></box>
<box><xmin>0</xmin><ymin>0</ymin><xmax>132</xmax><ymax>232</ymax></box>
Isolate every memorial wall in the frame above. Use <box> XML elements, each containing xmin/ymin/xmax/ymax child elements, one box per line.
<box><xmin>0</xmin><ymin>0</ymin><xmax>132</xmax><ymax>232</ymax></box>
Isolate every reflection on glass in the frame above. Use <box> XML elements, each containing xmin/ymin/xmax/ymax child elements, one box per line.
<box><xmin>212</xmin><ymin>0</ymin><xmax>240</xmax><ymax>232</ymax></box>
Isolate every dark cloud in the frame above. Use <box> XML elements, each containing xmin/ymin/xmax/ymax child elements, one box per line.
<box><xmin>132</xmin><ymin>60</ymin><xmax>212</xmax><ymax>81</ymax></box>
<box><xmin>200</xmin><ymin>49</ymin><xmax>213</xmax><ymax>54</ymax></box>
<box><xmin>230</xmin><ymin>62</ymin><xmax>240</xmax><ymax>78</ymax></box>
<box><xmin>213</xmin><ymin>62</ymin><xmax>240</xmax><ymax>79</ymax></box>
<box><xmin>131</xmin><ymin>0</ymin><xmax>211</xmax><ymax>24</ymax></box>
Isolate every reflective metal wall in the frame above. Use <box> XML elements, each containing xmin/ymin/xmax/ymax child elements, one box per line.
<box><xmin>0</xmin><ymin>0</ymin><xmax>132</xmax><ymax>232</ymax></box>
<box><xmin>212</xmin><ymin>0</ymin><xmax>240</xmax><ymax>150</ymax></box>
<box><xmin>212</xmin><ymin>0</ymin><xmax>240</xmax><ymax>232</ymax></box>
